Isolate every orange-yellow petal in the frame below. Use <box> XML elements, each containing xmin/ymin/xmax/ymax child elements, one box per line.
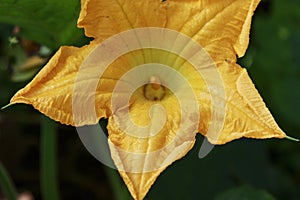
<box><xmin>203</xmin><ymin>62</ymin><xmax>286</xmax><ymax>144</ymax></box>
<box><xmin>107</xmin><ymin>86</ymin><xmax>198</xmax><ymax>200</ymax></box>
<box><xmin>10</xmin><ymin>42</ymin><xmax>124</xmax><ymax>126</ymax></box>
<box><xmin>9</xmin><ymin>1</ymin><xmax>289</xmax><ymax>200</ymax></box>
<box><xmin>78</xmin><ymin>0</ymin><xmax>167</xmax><ymax>40</ymax></box>
<box><xmin>170</xmin><ymin>54</ymin><xmax>286</xmax><ymax>144</ymax></box>
<box><xmin>11</xmin><ymin>45</ymin><xmax>93</xmax><ymax>125</ymax></box>
<box><xmin>78</xmin><ymin>0</ymin><xmax>260</xmax><ymax>61</ymax></box>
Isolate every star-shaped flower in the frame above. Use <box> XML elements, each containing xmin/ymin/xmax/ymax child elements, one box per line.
<box><xmin>9</xmin><ymin>0</ymin><xmax>289</xmax><ymax>199</ymax></box>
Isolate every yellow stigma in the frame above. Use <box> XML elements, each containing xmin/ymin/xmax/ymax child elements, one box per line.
<box><xmin>144</xmin><ymin>76</ymin><xmax>166</xmax><ymax>101</ymax></box>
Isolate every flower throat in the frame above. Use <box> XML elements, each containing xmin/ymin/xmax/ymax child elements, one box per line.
<box><xmin>144</xmin><ymin>76</ymin><xmax>166</xmax><ymax>101</ymax></box>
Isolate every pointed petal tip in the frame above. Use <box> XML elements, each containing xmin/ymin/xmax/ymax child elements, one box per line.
<box><xmin>118</xmin><ymin>170</ymin><xmax>161</xmax><ymax>200</ymax></box>
<box><xmin>285</xmin><ymin>135</ymin><xmax>299</xmax><ymax>142</ymax></box>
<box><xmin>1</xmin><ymin>103</ymin><xmax>13</xmax><ymax>110</ymax></box>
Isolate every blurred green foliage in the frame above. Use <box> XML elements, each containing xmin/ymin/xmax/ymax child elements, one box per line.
<box><xmin>0</xmin><ymin>0</ymin><xmax>89</xmax><ymax>49</ymax></box>
<box><xmin>215</xmin><ymin>185</ymin><xmax>276</xmax><ymax>200</ymax></box>
<box><xmin>0</xmin><ymin>0</ymin><xmax>299</xmax><ymax>199</ymax></box>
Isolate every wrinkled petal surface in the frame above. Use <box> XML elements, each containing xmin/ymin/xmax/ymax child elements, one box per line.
<box><xmin>78</xmin><ymin>0</ymin><xmax>260</xmax><ymax>60</ymax></box>
<box><xmin>10</xmin><ymin>0</ymin><xmax>288</xmax><ymax>200</ymax></box>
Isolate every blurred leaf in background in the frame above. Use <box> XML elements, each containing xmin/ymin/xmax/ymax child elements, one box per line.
<box><xmin>215</xmin><ymin>185</ymin><xmax>276</xmax><ymax>200</ymax></box>
<box><xmin>0</xmin><ymin>0</ymin><xmax>89</xmax><ymax>50</ymax></box>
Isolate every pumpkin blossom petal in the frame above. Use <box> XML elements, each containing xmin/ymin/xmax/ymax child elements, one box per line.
<box><xmin>78</xmin><ymin>0</ymin><xmax>167</xmax><ymax>39</ymax></box>
<box><xmin>8</xmin><ymin>0</ymin><xmax>291</xmax><ymax>200</ymax></box>
<box><xmin>107</xmin><ymin>87</ymin><xmax>197</xmax><ymax>200</ymax></box>
<box><xmin>10</xmin><ymin>44</ymin><xmax>97</xmax><ymax>125</ymax></box>
<box><xmin>78</xmin><ymin>0</ymin><xmax>260</xmax><ymax>60</ymax></box>
<box><xmin>10</xmin><ymin>42</ymin><xmax>128</xmax><ymax>126</ymax></box>
<box><xmin>176</xmin><ymin>58</ymin><xmax>286</xmax><ymax>144</ymax></box>
<box><xmin>199</xmin><ymin>62</ymin><xmax>286</xmax><ymax>144</ymax></box>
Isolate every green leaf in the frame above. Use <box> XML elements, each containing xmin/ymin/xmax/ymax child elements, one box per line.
<box><xmin>0</xmin><ymin>0</ymin><xmax>89</xmax><ymax>49</ymax></box>
<box><xmin>270</xmin><ymin>78</ymin><xmax>300</xmax><ymax>128</ymax></box>
<box><xmin>215</xmin><ymin>185</ymin><xmax>276</xmax><ymax>200</ymax></box>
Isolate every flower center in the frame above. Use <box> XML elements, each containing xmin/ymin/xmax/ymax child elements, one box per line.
<box><xmin>144</xmin><ymin>76</ymin><xmax>166</xmax><ymax>101</ymax></box>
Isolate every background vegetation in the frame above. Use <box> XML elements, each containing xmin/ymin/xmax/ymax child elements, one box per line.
<box><xmin>0</xmin><ymin>0</ymin><xmax>299</xmax><ymax>199</ymax></box>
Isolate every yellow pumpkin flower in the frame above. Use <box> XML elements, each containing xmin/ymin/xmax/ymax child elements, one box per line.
<box><xmin>8</xmin><ymin>0</ymin><xmax>291</xmax><ymax>199</ymax></box>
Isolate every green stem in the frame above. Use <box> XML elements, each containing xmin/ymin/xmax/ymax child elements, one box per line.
<box><xmin>40</xmin><ymin>116</ymin><xmax>60</xmax><ymax>200</ymax></box>
<box><xmin>0</xmin><ymin>161</ymin><xmax>18</xmax><ymax>200</ymax></box>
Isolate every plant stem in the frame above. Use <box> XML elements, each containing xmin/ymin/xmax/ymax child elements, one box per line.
<box><xmin>0</xmin><ymin>161</ymin><xmax>18</xmax><ymax>200</ymax></box>
<box><xmin>40</xmin><ymin>115</ymin><xmax>60</xmax><ymax>200</ymax></box>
